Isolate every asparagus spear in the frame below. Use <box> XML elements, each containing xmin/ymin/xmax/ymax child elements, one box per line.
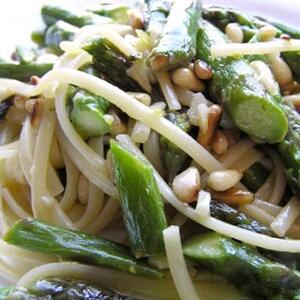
<box><xmin>31</xmin><ymin>30</ymin><xmax>45</xmax><ymax>46</ymax></box>
<box><xmin>2</xmin><ymin>278</ymin><xmax>131</xmax><ymax>300</ymax></box>
<box><xmin>149</xmin><ymin>0</ymin><xmax>202</xmax><ymax>71</ymax></box>
<box><xmin>45</xmin><ymin>21</ymin><xmax>77</xmax><ymax>53</ymax></box>
<box><xmin>4</xmin><ymin>219</ymin><xmax>163</xmax><ymax>278</ymax></box>
<box><xmin>144</xmin><ymin>0</ymin><xmax>171</xmax><ymax>41</ymax></box>
<box><xmin>197</xmin><ymin>20</ymin><xmax>288</xmax><ymax>143</ymax></box>
<box><xmin>15</xmin><ymin>45</ymin><xmax>37</xmax><ymax>64</ymax></box>
<box><xmin>69</xmin><ymin>89</ymin><xmax>111</xmax><ymax>140</ymax></box>
<box><xmin>203</xmin><ymin>6</ymin><xmax>271</xmax><ymax>41</ymax></box>
<box><xmin>83</xmin><ymin>37</ymin><xmax>141</xmax><ymax>91</ymax></box>
<box><xmin>159</xmin><ymin>111</ymin><xmax>192</xmax><ymax>182</ymax></box>
<box><xmin>110</xmin><ymin>140</ymin><xmax>167</xmax><ymax>258</ymax></box>
<box><xmin>242</xmin><ymin>162</ymin><xmax>270</xmax><ymax>193</ymax></box>
<box><xmin>209</xmin><ymin>199</ymin><xmax>275</xmax><ymax>237</ymax></box>
<box><xmin>0</xmin><ymin>62</ymin><xmax>53</xmax><ymax>81</ymax></box>
<box><xmin>41</xmin><ymin>4</ymin><xmax>111</xmax><ymax>27</ymax></box>
<box><xmin>183</xmin><ymin>232</ymin><xmax>300</xmax><ymax>299</ymax></box>
<box><xmin>89</xmin><ymin>4</ymin><xmax>129</xmax><ymax>23</ymax></box>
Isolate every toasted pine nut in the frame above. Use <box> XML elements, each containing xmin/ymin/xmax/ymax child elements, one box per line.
<box><xmin>197</xmin><ymin>105</ymin><xmax>222</xmax><ymax>147</ymax></box>
<box><xmin>258</xmin><ymin>25</ymin><xmax>277</xmax><ymax>41</ymax></box>
<box><xmin>29</xmin><ymin>98</ymin><xmax>44</xmax><ymax>128</ymax></box>
<box><xmin>208</xmin><ymin>170</ymin><xmax>242</xmax><ymax>192</ymax></box>
<box><xmin>13</xmin><ymin>95</ymin><xmax>27</xmax><ymax>110</ymax></box>
<box><xmin>78</xmin><ymin>174</ymin><xmax>89</xmax><ymax>205</ymax></box>
<box><xmin>222</xmin><ymin>128</ymin><xmax>240</xmax><ymax>146</ymax></box>
<box><xmin>225</xmin><ymin>23</ymin><xmax>244</xmax><ymax>43</ymax></box>
<box><xmin>211</xmin><ymin>187</ymin><xmax>254</xmax><ymax>205</ymax></box>
<box><xmin>172</xmin><ymin>167</ymin><xmax>201</xmax><ymax>203</ymax></box>
<box><xmin>30</xmin><ymin>76</ymin><xmax>40</xmax><ymax>85</ymax></box>
<box><xmin>211</xmin><ymin>130</ymin><xmax>229</xmax><ymax>155</ymax></box>
<box><xmin>5</xmin><ymin>106</ymin><xmax>26</xmax><ymax>126</ymax></box>
<box><xmin>171</xmin><ymin>68</ymin><xmax>205</xmax><ymax>92</ymax></box>
<box><xmin>193</xmin><ymin>60</ymin><xmax>213</xmax><ymax>80</ymax></box>
<box><xmin>128</xmin><ymin>9</ymin><xmax>144</xmax><ymax>29</ymax></box>
<box><xmin>150</xmin><ymin>55</ymin><xmax>169</xmax><ymax>72</ymax></box>
<box><xmin>268</xmin><ymin>53</ymin><xmax>293</xmax><ymax>87</ymax></box>
<box><xmin>109</xmin><ymin>108</ymin><xmax>128</xmax><ymax>137</ymax></box>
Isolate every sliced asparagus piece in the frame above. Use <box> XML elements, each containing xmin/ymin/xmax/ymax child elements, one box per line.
<box><xmin>110</xmin><ymin>140</ymin><xmax>167</xmax><ymax>258</ymax></box>
<box><xmin>184</xmin><ymin>232</ymin><xmax>300</xmax><ymax>299</ymax></box>
<box><xmin>197</xmin><ymin>20</ymin><xmax>288</xmax><ymax>143</ymax></box>
<box><xmin>149</xmin><ymin>0</ymin><xmax>202</xmax><ymax>71</ymax></box>
<box><xmin>4</xmin><ymin>219</ymin><xmax>163</xmax><ymax>278</ymax></box>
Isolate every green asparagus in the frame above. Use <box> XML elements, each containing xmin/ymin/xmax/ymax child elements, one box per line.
<box><xmin>110</xmin><ymin>140</ymin><xmax>167</xmax><ymax>258</ymax></box>
<box><xmin>209</xmin><ymin>199</ymin><xmax>275</xmax><ymax>236</ymax></box>
<box><xmin>1</xmin><ymin>278</ymin><xmax>131</xmax><ymax>300</ymax></box>
<box><xmin>159</xmin><ymin>111</ymin><xmax>192</xmax><ymax>182</ymax></box>
<box><xmin>4</xmin><ymin>219</ymin><xmax>163</xmax><ymax>278</ymax></box>
<box><xmin>15</xmin><ymin>45</ymin><xmax>37</xmax><ymax>64</ymax></box>
<box><xmin>203</xmin><ymin>6</ymin><xmax>271</xmax><ymax>41</ymax></box>
<box><xmin>0</xmin><ymin>62</ymin><xmax>53</xmax><ymax>81</ymax></box>
<box><xmin>69</xmin><ymin>89</ymin><xmax>111</xmax><ymax>140</ymax></box>
<box><xmin>31</xmin><ymin>30</ymin><xmax>46</xmax><ymax>46</ymax></box>
<box><xmin>144</xmin><ymin>0</ymin><xmax>171</xmax><ymax>40</ymax></box>
<box><xmin>242</xmin><ymin>162</ymin><xmax>270</xmax><ymax>193</ymax></box>
<box><xmin>149</xmin><ymin>0</ymin><xmax>202</xmax><ymax>71</ymax></box>
<box><xmin>45</xmin><ymin>21</ymin><xmax>77</xmax><ymax>53</ymax></box>
<box><xmin>41</xmin><ymin>4</ymin><xmax>111</xmax><ymax>27</ymax></box>
<box><xmin>83</xmin><ymin>37</ymin><xmax>141</xmax><ymax>91</ymax></box>
<box><xmin>197</xmin><ymin>20</ymin><xmax>288</xmax><ymax>143</ymax></box>
<box><xmin>183</xmin><ymin>232</ymin><xmax>300</xmax><ymax>299</ymax></box>
<box><xmin>89</xmin><ymin>4</ymin><xmax>129</xmax><ymax>23</ymax></box>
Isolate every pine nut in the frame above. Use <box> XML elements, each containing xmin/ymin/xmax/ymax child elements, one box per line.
<box><xmin>13</xmin><ymin>95</ymin><xmax>27</xmax><ymax>110</ymax></box>
<box><xmin>30</xmin><ymin>98</ymin><xmax>44</xmax><ymax>128</ymax></box>
<box><xmin>193</xmin><ymin>60</ymin><xmax>213</xmax><ymax>80</ymax></box>
<box><xmin>208</xmin><ymin>170</ymin><xmax>242</xmax><ymax>192</ymax></box>
<box><xmin>258</xmin><ymin>25</ymin><xmax>277</xmax><ymax>41</ymax></box>
<box><xmin>225</xmin><ymin>23</ymin><xmax>244</xmax><ymax>43</ymax></box>
<box><xmin>78</xmin><ymin>174</ymin><xmax>89</xmax><ymax>205</ymax></box>
<box><xmin>172</xmin><ymin>167</ymin><xmax>201</xmax><ymax>203</ymax></box>
<box><xmin>150</xmin><ymin>55</ymin><xmax>169</xmax><ymax>72</ymax></box>
<box><xmin>128</xmin><ymin>9</ymin><xmax>143</xmax><ymax>29</ymax></box>
<box><xmin>197</xmin><ymin>105</ymin><xmax>222</xmax><ymax>147</ymax></box>
<box><xmin>171</xmin><ymin>68</ymin><xmax>205</xmax><ymax>92</ymax></box>
<box><xmin>211</xmin><ymin>130</ymin><xmax>229</xmax><ymax>155</ymax></box>
<box><xmin>268</xmin><ymin>53</ymin><xmax>293</xmax><ymax>87</ymax></box>
<box><xmin>109</xmin><ymin>108</ymin><xmax>128</xmax><ymax>137</ymax></box>
<box><xmin>211</xmin><ymin>187</ymin><xmax>254</xmax><ymax>205</ymax></box>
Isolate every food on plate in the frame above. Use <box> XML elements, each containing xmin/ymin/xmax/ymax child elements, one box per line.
<box><xmin>1</xmin><ymin>1</ymin><xmax>300</xmax><ymax>299</ymax></box>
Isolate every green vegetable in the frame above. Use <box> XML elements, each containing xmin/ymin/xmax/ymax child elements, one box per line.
<box><xmin>15</xmin><ymin>45</ymin><xmax>37</xmax><ymax>64</ymax></box>
<box><xmin>4</xmin><ymin>218</ymin><xmax>162</xmax><ymax>278</ymax></box>
<box><xmin>0</xmin><ymin>62</ymin><xmax>53</xmax><ymax>82</ymax></box>
<box><xmin>110</xmin><ymin>140</ymin><xmax>167</xmax><ymax>258</ymax></box>
<box><xmin>83</xmin><ymin>37</ymin><xmax>141</xmax><ymax>91</ymax></box>
<box><xmin>144</xmin><ymin>0</ymin><xmax>171</xmax><ymax>40</ymax></box>
<box><xmin>41</xmin><ymin>4</ymin><xmax>111</xmax><ymax>27</ymax></box>
<box><xmin>31</xmin><ymin>30</ymin><xmax>45</xmax><ymax>46</ymax></box>
<box><xmin>277</xmin><ymin>100</ymin><xmax>300</xmax><ymax>198</ymax></box>
<box><xmin>89</xmin><ymin>4</ymin><xmax>129</xmax><ymax>23</ymax></box>
<box><xmin>69</xmin><ymin>89</ymin><xmax>111</xmax><ymax>140</ymax></box>
<box><xmin>202</xmin><ymin>6</ymin><xmax>272</xmax><ymax>41</ymax></box>
<box><xmin>210</xmin><ymin>199</ymin><xmax>275</xmax><ymax>236</ymax></box>
<box><xmin>242</xmin><ymin>162</ymin><xmax>270</xmax><ymax>193</ymax></box>
<box><xmin>45</xmin><ymin>21</ymin><xmax>77</xmax><ymax>53</ymax></box>
<box><xmin>183</xmin><ymin>232</ymin><xmax>300</xmax><ymax>299</ymax></box>
<box><xmin>2</xmin><ymin>278</ymin><xmax>130</xmax><ymax>300</ymax></box>
<box><xmin>159</xmin><ymin>111</ymin><xmax>192</xmax><ymax>182</ymax></box>
<box><xmin>149</xmin><ymin>0</ymin><xmax>202</xmax><ymax>71</ymax></box>
<box><xmin>197</xmin><ymin>21</ymin><xmax>288</xmax><ymax>143</ymax></box>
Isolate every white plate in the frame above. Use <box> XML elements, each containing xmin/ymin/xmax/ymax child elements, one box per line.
<box><xmin>0</xmin><ymin>0</ymin><xmax>299</xmax><ymax>287</ymax></box>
